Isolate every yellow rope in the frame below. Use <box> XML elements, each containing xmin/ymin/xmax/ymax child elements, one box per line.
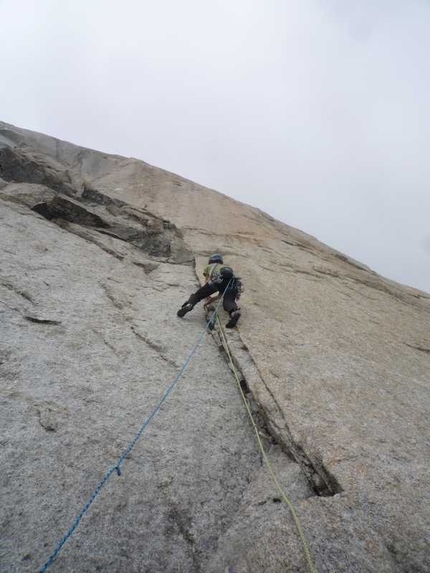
<box><xmin>216</xmin><ymin>317</ymin><xmax>318</xmax><ymax>573</ymax></box>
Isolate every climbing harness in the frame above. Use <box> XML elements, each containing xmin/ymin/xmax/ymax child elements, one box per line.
<box><xmin>215</xmin><ymin>317</ymin><xmax>318</xmax><ymax>573</ymax></box>
<box><xmin>39</xmin><ymin>285</ymin><xmax>231</xmax><ymax>572</ymax></box>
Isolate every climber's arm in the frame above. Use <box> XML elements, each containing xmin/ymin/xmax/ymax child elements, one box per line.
<box><xmin>204</xmin><ymin>293</ymin><xmax>221</xmax><ymax>308</ymax></box>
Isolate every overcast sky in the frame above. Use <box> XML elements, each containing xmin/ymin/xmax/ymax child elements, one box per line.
<box><xmin>1</xmin><ymin>0</ymin><xmax>429</xmax><ymax>292</ymax></box>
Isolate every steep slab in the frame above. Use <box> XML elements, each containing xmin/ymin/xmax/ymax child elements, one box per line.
<box><xmin>1</xmin><ymin>121</ymin><xmax>430</xmax><ymax>571</ymax></box>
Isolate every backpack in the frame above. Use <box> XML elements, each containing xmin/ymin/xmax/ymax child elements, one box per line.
<box><xmin>208</xmin><ymin>264</ymin><xmax>233</xmax><ymax>285</ymax></box>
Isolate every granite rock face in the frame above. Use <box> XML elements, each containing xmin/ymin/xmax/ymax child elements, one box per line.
<box><xmin>1</xmin><ymin>121</ymin><xmax>429</xmax><ymax>572</ymax></box>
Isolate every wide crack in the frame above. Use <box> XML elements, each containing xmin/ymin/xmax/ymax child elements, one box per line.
<box><xmin>214</xmin><ymin>330</ymin><xmax>342</xmax><ymax>497</ymax></box>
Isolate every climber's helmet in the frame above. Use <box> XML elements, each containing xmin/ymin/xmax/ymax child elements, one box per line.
<box><xmin>208</xmin><ymin>254</ymin><xmax>223</xmax><ymax>264</ymax></box>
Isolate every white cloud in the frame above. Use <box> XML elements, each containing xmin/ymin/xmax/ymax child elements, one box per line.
<box><xmin>0</xmin><ymin>0</ymin><xmax>429</xmax><ymax>291</ymax></box>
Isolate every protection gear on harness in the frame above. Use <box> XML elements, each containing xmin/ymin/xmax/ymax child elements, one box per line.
<box><xmin>234</xmin><ymin>278</ymin><xmax>244</xmax><ymax>299</ymax></box>
<box><xmin>208</xmin><ymin>254</ymin><xmax>223</xmax><ymax>264</ymax></box>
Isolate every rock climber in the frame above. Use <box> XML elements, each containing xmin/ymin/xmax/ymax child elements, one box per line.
<box><xmin>177</xmin><ymin>254</ymin><xmax>242</xmax><ymax>328</ymax></box>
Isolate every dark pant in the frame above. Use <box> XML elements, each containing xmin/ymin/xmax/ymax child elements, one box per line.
<box><xmin>185</xmin><ymin>283</ymin><xmax>239</xmax><ymax>315</ymax></box>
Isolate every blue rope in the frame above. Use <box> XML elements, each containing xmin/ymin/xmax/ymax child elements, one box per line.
<box><xmin>39</xmin><ymin>285</ymin><xmax>230</xmax><ymax>572</ymax></box>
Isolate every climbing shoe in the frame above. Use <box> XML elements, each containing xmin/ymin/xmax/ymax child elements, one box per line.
<box><xmin>226</xmin><ymin>310</ymin><xmax>241</xmax><ymax>329</ymax></box>
<box><xmin>177</xmin><ymin>303</ymin><xmax>194</xmax><ymax>318</ymax></box>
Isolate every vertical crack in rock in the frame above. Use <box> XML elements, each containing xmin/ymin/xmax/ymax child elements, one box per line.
<box><xmin>214</xmin><ymin>330</ymin><xmax>342</xmax><ymax>497</ymax></box>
